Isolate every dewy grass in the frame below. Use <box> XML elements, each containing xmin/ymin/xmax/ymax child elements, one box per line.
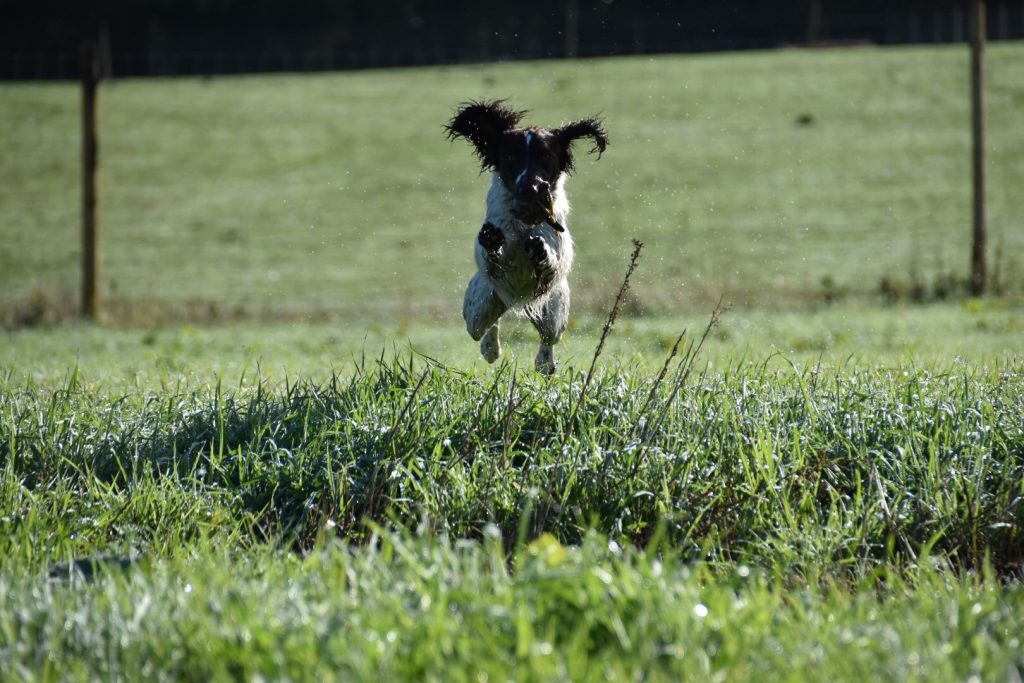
<box><xmin>2</xmin><ymin>356</ymin><xmax>1021</xmax><ymax>577</ymax></box>
<box><xmin>1</xmin><ymin>529</ymin><xmax>1022</xmax><ymax>681</ymax></box>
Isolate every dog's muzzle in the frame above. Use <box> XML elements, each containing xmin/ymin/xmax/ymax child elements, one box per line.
<box><xmin>511</xmin><ymin>198</ymin><xmax>549</xmax><ymax>226</ymax></box>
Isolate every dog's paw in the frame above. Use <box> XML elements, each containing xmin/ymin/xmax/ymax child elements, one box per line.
<box><xmin>478</xmin><ymin>222</ymin><xmax>504</xmax><ymax>253</ymax></box>
<box><xmin>481</xmin><ymin>327</ymin><xmax>502</xmax><ymax>363</ymax></box>
<box><xmin>526</xmin><ymin>234</ymin><xmax>557</xmax><ymax>294</ymax></box>
<box><xmin>535</xmin><ymin>345</ymin><xmax>556</xmax><ymax>375</ymax></box>
<box><xmin>525</xmin><ymin>233</ymin><xmax>552</xmax><ymax>264</ymax></box>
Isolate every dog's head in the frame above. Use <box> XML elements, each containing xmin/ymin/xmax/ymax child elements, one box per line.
<box><xmin>445</xmin><ymin>100</ymin><xmax>608</xmax><ymax>226</ymax></box>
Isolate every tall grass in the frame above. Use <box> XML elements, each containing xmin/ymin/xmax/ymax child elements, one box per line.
<box><xmin>2</xmin><ymin>355</ymin><xmax>1021</xmax><ymax>578</ymax></box>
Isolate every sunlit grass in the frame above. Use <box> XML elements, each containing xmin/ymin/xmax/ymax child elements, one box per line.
<box><xmin>3</xmin><ymin>354</ymin><xmax>1022</xmax><ymax>574</ymax></box>
<box><xmin>0</xmin><ymin>300</ymin><xmax>1021</xmax><ymax>389</ymax></box>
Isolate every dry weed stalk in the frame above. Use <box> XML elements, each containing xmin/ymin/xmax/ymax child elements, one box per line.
<box><xmin>565</xmin><ymin>239</ymin><xmax>644</xmax><ymax>431</ymax></box>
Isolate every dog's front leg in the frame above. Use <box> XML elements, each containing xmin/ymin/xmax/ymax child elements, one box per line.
<box><xmin>465</xmin><ymin>223</ymin><xmax>509</xmax><ymax>364</ymax></box>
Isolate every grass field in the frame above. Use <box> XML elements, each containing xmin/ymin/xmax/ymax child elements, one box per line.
<box><xmin>2</xmin><ymin>42</ymin><xmax>1023</xmax><ymax>322</ymax></box>
<box><xmin>2</xmin><ymin>42</ymin><xmax>1024</xmax><ymax>681</ymax></box>
<box><xmin>0</xmin><ymin>300</ymin><xmax>1021</xmax><ymax>388</ymax></box>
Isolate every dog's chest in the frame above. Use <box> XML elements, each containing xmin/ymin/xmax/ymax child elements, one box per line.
<box><xmin>491</xmin><ymin>231</ymin><xmax>537</xmax><ymax>283</ymax></box>
<box><xmin>479</xmin><ymin>226</ymin><xmax>567</xmax><ymax>306</ymax></box>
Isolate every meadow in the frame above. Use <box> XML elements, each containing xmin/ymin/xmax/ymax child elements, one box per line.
<box><xmin>1</xmin><ymin>42</ymin><xmax>1023</xmax><ymax>681</ymax></box>
<box><xmin>2</xmin><ymin>42</ymin><xmax>1024</xmax><ymax>321</ymax></box>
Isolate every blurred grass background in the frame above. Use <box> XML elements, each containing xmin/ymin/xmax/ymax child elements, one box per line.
<box><xmin>2</xmin><ymin>42</ymin><xmax>1022</xmax><ymax>326</ymax></box>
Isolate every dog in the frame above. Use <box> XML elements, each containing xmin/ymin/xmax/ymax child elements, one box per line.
<box><xmin>445</xmin><ymin>100</ymin><xmax>608</xmax><ymax>374</ymax></box>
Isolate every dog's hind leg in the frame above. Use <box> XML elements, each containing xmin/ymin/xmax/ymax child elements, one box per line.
<box><xmin>527</xmin><ymin>279</ymin><xmax>570</xmax><ymax>375</ymax></box>
<box><xmin>464</xmin><ymin>271</ymin><xmax>507</xmax><ymax>363</ymax></box>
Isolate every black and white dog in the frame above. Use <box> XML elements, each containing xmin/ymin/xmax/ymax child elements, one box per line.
<box><xmin>445</xmin><ymin>100</ymin><xmax>608</xmax><ymax>374</ymax></box>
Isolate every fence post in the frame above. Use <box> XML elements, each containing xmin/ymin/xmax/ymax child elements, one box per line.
<box><xmin>81</xmin><ymin>41</ymin><xmax>100</xmax><ymax>318</ymax></box>
<box><xmin>969</xmin><ymin>0</ymin><xmax>987</xmax><ymax>296</ymax></box>
<box><xmin>565</xmin><ymin>0</ymin><xmax>579</xmax><ymax>58</ymax></box>
<box><xmin>807</xmin><ymin>0</ymin><xmax>823</xmax><ymax>43</ymax></box>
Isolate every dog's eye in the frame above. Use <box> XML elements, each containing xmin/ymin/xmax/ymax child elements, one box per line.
<box><xmin>538</xmin><ymin>152</ymin><xmax>559</xmax><ymax>172</ymax></box>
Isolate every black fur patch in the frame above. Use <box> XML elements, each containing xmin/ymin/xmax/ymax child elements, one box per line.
<box><xmin>478</xmin><ymin>222</ymin><xmax>504</xmax><ymax>252</ymax></box>
<box><xmin>554</xmin><ymin>117</ymin><xmax>609</xmax><ymax>174</ymax></box>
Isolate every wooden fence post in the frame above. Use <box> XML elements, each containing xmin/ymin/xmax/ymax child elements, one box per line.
<box><xmin>81</xmin><ymin>41</ymin><xmax>100</xmax><ymax>318</ymax></box>
<box><xmin>969</xmin><ymin>0</ymin><xmax>987</xmax><ymax>296</ymax></box>
<box><xmin>807</xmin><ymin>0</ymin><xmax>823</xmax><ymax>43</ymax></box>
<box><xmin>565</xmin><ymin>0</ymin><xmax>579</xmax><ymax>58</ymax></box>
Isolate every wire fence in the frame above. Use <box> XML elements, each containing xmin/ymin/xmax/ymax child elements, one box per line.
<box><xmin>3</xmin><ymin>5</ymin><xmax>1024</xmax><ymax>80</ymax></box>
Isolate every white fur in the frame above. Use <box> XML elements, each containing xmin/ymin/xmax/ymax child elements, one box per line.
<box><xmin>463</xmin><ymin>172</ymin><xmax>574</xmax><ymax>374</ymax></box>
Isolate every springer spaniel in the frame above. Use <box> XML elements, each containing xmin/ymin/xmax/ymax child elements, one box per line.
<box><xmin>445</xmin><ymin>100</ymin><xmax>608</xmax><ymax>374</ymax></box>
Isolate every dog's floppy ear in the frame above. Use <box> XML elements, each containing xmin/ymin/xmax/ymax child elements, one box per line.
<box><xmin>554</xmin><ymin>117</ymin><xmax>608</xmax><ymax>173</ymax></box>
<box><xmin>445</xmin><ymin>99</ymin><xmax>527</xmax><ymax>170</ymax></box>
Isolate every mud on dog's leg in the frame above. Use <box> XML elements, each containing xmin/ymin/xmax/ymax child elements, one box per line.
<box><xmin>534</xmin><ymin>344</ymin><xmax>555</xmax><ymax>375</ymax></box>
<box><xmin>463</xmin><ymin>271</ymin><xmax>507</xmax><ymax>363</ymax></box>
